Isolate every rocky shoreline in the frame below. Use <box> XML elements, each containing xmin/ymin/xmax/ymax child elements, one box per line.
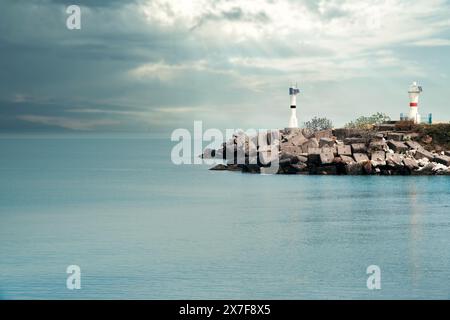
<box><xmin>202</xmin><ymin>127</ymin><xmax>450</xmax><ymax>175</ymax></box>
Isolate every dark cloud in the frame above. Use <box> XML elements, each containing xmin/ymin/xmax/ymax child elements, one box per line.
<box><xmin>1</xmin><ymin>0</ymin><xmax>449</xmax><ymax>132</ymax></box>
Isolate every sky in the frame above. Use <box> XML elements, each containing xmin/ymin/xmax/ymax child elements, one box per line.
<box><xmin>1</xmin><ymin>0</ymin><xmax>449</xmax><ymax>133</ymax></box>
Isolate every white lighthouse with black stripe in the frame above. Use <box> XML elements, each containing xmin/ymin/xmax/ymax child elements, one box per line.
<box><xmin>288</xmin><ymin>85</ymin><xmax>300</xmax><ymax>128</ymax></box>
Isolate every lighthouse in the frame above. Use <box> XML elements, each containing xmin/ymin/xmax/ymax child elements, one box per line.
<box><xmin>288</xmin><ymin>85</ymin><xmax>300</xmax><ymax>128</ymax></box>
<box><xmin>408</xmin><ymin>81</ymin><xmax>422</xmax><ymax>124</ymax></box>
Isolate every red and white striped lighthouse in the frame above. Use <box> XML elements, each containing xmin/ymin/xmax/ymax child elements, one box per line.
<box><xmin>408</xmin><ymin>81</ymin><xmax>422</xmax><ymax>124</ymax></box>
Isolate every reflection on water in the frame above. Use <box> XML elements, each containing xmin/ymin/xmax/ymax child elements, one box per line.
<box><xmin>407</xmin><ymin>180</ymin><xmax>422</xmax><ymax>286</ymax></box>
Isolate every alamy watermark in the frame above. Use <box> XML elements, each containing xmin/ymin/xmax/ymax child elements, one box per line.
<box><xmin>66</xmin><ymin>5</ymin><xmax>81</xmax><ymax>30</ymax></box>
<box><xmin>66</xmin><ymin>265</ymin><xmax>81</xmax><ymax>290</ymax></box>
<box><xmin>366</xmin><ymin>265</ymin><xmax>381</xmax><ymax>290</ymax></box>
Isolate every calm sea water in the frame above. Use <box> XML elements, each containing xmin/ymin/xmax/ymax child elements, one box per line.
<box><xmin>0</xmin><ymin>134</ymin><xmax>449</xmax><ymax>299</ymax></box>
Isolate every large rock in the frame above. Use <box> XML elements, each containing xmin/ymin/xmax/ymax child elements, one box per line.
<box><xmin>386</xmin><ymin>153</ymin><xmax>404</xmax><ymax>167</ymax></box>
<box><xmin>415</xmin><ymin>148</ymin><xmax>434</xmax><ymax>161</ymax></box>
<box><xmin>414</xmin><ymin>162</ymin><xmax>448</xmax><ymax>175</ymax></box>
<box><xmin>346</xmin><ymin>162</ymin><xmax>364</xmax><ymax>175</ymax></box>
<box><xmin>210</xmin><ymin>164</ymin><xmax>228</xmax><ymax>171</ymax></box>
<box><xmin>316</xmin><ymin>165</ymin><xmax>337</xmax><ymax>175</ymax></box>
<box><xmin>289</xmin><ymin>163</ymin><xmax>308</xmax><ymax>173</ymax></box>
<box><xmin>362</xmin><ymin>161</ymin><xmax>373</xmax><ymax>175</ymax></box>
<box><xmin>337</xmin><ymin>145</ymin><xmax>352</xmax><ymax>156</ymax></box>
<box><xmin>368</xmin><ymin>141</ymin><xmax>387</xmax><ymax>153</ymax></box>
<box><xmin>319</xmin><ymin>137</ymin><xmax>335</xmax><ymax>148</ymax></box>
<box><xmin>321</xmin><ymin>146</ymin><xmax>337</xmax><ymax>155</ymax></box>
<box><xmin>301</xmin><ymin>138</ymin><xmax>319</xmax><ymax>153</ymax></box>
<box><xmin>314</xmin><ymin>129</ymin><xmax>333</xmax><ymax>140</ymax></box>
<box><xmin>353</xmin><ymin>153</ymin><xmax>369</xmax><ymax>163</ymax></box>
<box><xmin>403</xmin><ymin>158</ymin><xmax>419</xmax><ymax>170</ymax></box>
<box><xmin>280</xmin><ymin>145</ymin><xmax>303</xmax><ymax>156</ymax></box>
<box><xmin>387</xmin><ymin>140</ymin><xmax>408</xmax><ymax>153</ymax></box>
<box><xmin>387</xmin><ymin>132</ymin><xmax>403</xmax><ymax>141</ymax></box>
<box><xmin>445</xmin><ymin>151</ymin><xmax>450</xmax><ymax>157</ymax></box>
<box><xmin>351</xmin><ymin>143</ymin><xmax>367</xmax><ymax>153</ymax></box>
<box><xmin>289</xmin><ymin>133</ymin><xmax>308</xmax><ymax>146</ymax></box>
<box><xmin>340</xmin><ymin>155</ymin><xmax>356</xmax><ymax>164</ymax></box>
<box><xmin>281</xmin><ymin>162</ymin><xmax>308</xmax><ymax>174</ymax></box>
<box><xmin>433</xmin><ymin>155</ymin><xmax>450</xmax><ymax>166</ymax></box>
<box><xmin>371</xmin><ymin>151</ymin><xmax>386</xmax><ymax>167</ymax></box>
<box><xmin>320</xmin><ymin>152</ymin><xmax>335</xmax><ymax>165</ymax></box>
<box><xmin>307</xmin><ymin>147</ymin><xmax>321</xmax><ymax>164</ymax></box>
<box><xmin>344</xmin><ymin>137</ymin><xmax>367</xmax><ymax>145</ymax></box>
<box><xmin>405</xmin><ymin>141</ymin><xmax>423</xmax><ymax>150</ymax></box>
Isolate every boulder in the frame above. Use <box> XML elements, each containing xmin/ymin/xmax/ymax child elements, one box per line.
<box><xmin>405</xmin><ymin>141</ymin><xmax>423</xmax><ymax>150</ymax></box>
<box><xmin>386</xmin><ymin>153</ymin><xmax>404</xmax><ymax>167</ymax></box>
<box><xmin>280</xmin><ymin>145</ymin><xmax>303</xmax><ymax>156</ymax></box>
<box><xmin>210</xmin><ymin>164</ymin><xmax>228</xmax><ymax>171</ymax></box>
<box><xmin>387</xmin><ymin>140</ymin><xmax>408</xmax><ymax>153</ymax></box>
<box><xmin>319</xmin><ymin>137</ymin><xmax>335</xmax><ymax>148</ymax></box>
<box><xmin>415</xmin><ymin>162</ymin><xmax>448</xmax><ymax>175</ymax></box>
<box><xmin>314</xmin><ymin>129</ymin><xmax>333</xmax><ymax>140</ymax></box>
<box><xmin>387</xmin><ymin>132</ymin><xmax>403</xmax><ymax>141</ymax></box>
<box><xmin>432</xmin><ymin>163</ymin><xmax>449</xmax><ymax>174</ymax></box>
<box><xmin>290</xmin><ymin>133</ymin><xmax>308</xmax><ymax>146</ymax></box>
<box><xmin>284</xmin><ymin>128</ymin><xmax>303</xmax><ymax>136</ymax></box>
<box><xmin>321</xmin><ymin>146</ymin><xmax>337</xmax><ymax>155</ymax></box>
<box><xmin>316</xmin><ymin>165</ymin><xmax>337</xmax><ymax>175</ymax></box>
<box><xmin>445</xmin><ymin>151</ymin><xmax>450</xmax><ymax>157</ymax></box>
<box><xmin>307</xmin><ymin>147</ymin><xmax>321</xmax><ymax>164</ymax></box>
<box><xmin>351</xmin><ymin>143</ymin><xmax>367</xmax><ymax>153</ymax></box>
<box><xmin>362</xmin><ymin>161</ymin><xmax>373</xmax><ymax>174</ymax></box>
<box><xmin>417</xmin><ymin>157</ymin><xmax>430</xmax><ymax>167</ymax></box>
<box><xmin>371</xmin><ymin>133</ymin><xmax>385</xmax><ymax>141</ymax></box>
<box><xmin>337</xmin><ymin>145</ymin><xmax>352</xmax><ymax>156</ymax></box>
<box><xmin>344</xmin><ymin>137</ymin><xmax>367</xmax><ymax>145</ymax></box>
<box><xmin>433</xmin><ymin>155</ymin><xmax>450</xmax><ymax>166</ymax></box>
<box><xmin>376</xmin><ymin>124</ymin><xmax>396</xmax><ymax>131</ymax></box>
<box><xmin>403</xmin><ymin>158</ymin><xmax>419</xmax><ymax>170</ymax></box>
<box><xmin>371</xmin><ymin>151</ymin><xmax>386</xmax><ymax>167</ymax></box>
<box><xmin>340</xmin><ymin>155</ymin><xmax>356</xmax><ymax>164</ymax></box>
<box><xmin>289</xmin><ymin>163</ymin><xmax>308</xmax><ymax>173</ymax></box>
<box><xmin>415</xmin><ymin>148</ymin><xmax>434</xmax><ymax>161</ymax></box>
<box><xmin>368</xmin><ymin>141</ymin><xmax>387</xmax><ymax>152</ymax></box>
<box><xmin>296</xmin><ymin>155</ymin><xmax>308</xmax><ymax>163</ymax></box>
<box><xmin>226</xmin><ymin>164</ymin><xmax>243</xmax><ymax>171</ymax></box>
<box><xmin>353</xmin><ymin>153</ymin><xmax>369</xmax><ymax>163</ymax></box>
<box><xmin>320</xmin><ymin>152</ymin><xmax>335</xmax><ymax>165</ymax></box>
<box><xmin>301</xmin><ymin>138</ymin><xmax>319</xmax><ymax>153</ymax></box>
<box><xmin>280</xmin><ymin>153</ymin><xmax>307</xmax><ymax>166</ymax></box>
<box><xmin>346</xmin><ymin>162</ymin><xmax>364</xmax><ymax>175</ymax></box>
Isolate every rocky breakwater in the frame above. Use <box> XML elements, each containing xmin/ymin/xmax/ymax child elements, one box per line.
<box><xmin>202</xmin><ymin>128</ymin><xmax>450</xmax><ymax>175</ymax></box>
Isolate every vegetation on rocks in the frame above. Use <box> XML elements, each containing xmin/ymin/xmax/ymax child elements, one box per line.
<box><xmin>303</xmin><ymin>117</ymin><xmax>333</xmax><ymax>132</ymax></box>
<box><xmin>344</xmin><ymin>112</ymin><xmax>391</xmax><ymax>129</ymax></box>
<box><xmin>415</xmin><ymin>123</ymin><xmax>450</xmax><ymax>150</ymax></box>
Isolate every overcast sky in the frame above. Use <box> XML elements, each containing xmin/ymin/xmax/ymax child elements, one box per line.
<box><xmin>1</xmin><ymin>0</ymin><xmax>450</xmax><ymax>133</ymax></box>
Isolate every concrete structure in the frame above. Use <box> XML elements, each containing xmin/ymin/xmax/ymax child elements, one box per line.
<box><xmin>288</xmin><ymin>85</ymin><xmax>300</xmax><ymax>128</ymax></box>
<box><xmin>408</xmin><ymin>81</ymin><xmax>422</xmax><ymax>124</ymax></box>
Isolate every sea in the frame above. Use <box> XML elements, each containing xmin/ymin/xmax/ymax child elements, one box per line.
<box><xmin>0</xmin><ymin>134</ymin><xmax>449</xmax><ymax>299</ymax></box>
